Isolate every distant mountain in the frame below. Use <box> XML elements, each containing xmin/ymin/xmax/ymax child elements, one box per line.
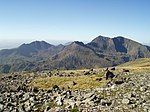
<box><xmin>0</xmin><ymin>36</ymin><xmax>150</xmax><ymax>73</ymax></box>
<box><xmin>87</xmin><ymin>36</ymin><xmax>150</xmax><ymax>59</ymax></box>
<box><xmin>42</xmin><ymin>41</ymin><xmax>113</xmax><ymax>70</ymax></box>
<box><xmin>0</xmin><ymin>41</ymin><xmax>53</xmax><ymax>57</ymax></box>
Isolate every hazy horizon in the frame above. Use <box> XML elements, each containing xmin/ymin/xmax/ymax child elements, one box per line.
<box><xmin>0</xmin><ymin>0</ymin><xmax>150</xmax><ymax>49</ymax></box>
<box><xmin>0</xmin><ymin>36</ymin><xmax>150</xmax><ymax>50</ymax></box>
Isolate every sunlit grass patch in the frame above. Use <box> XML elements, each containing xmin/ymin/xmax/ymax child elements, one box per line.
<box><xmin>30</xmin><ymin>75</ymin><xmax>106</xmax><ymax>90</ymax></box>
<box><xmin>116</xmin><ymin>66</ymin><xmax>150</xmax><ymax>74</ymax></box>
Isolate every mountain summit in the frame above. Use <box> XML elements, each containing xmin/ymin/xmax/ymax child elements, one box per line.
<box><xmin>0</xmin><ymin>35</ymin><xmax>150</xmax><ymax>73</ymax></box>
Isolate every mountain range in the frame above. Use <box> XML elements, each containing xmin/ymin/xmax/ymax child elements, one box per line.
<box><xmin>0</xmin><ymin>35</ymin><xmax>150</xmax><ymax>73</ymax></box>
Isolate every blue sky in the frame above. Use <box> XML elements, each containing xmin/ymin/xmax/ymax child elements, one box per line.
<box><xmin>0</xmin><ymin>0</ymin><xmax>150</xmax><ymax>49</ymax></box>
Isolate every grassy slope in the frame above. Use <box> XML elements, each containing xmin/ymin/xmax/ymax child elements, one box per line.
<box><xmin>119</xmin><ymin>58</ymin><xmax>150</xmax><ymax>67</ymax></box>
<box><xmin>117</xmin><ymin>58</ymin><xmax>150</xmax><ymax>73</ymax></box>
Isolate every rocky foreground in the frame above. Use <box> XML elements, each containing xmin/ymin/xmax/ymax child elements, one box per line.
<box><xmin>0</xmin><ymin>70</ymin><xmax>150</xmax><ymax>112</ymax></box>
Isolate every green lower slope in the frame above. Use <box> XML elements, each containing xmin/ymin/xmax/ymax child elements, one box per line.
<box><xmin>119</xmin><ymin>58</ymin><xmax>150</xmax><ymax>67</ymax></box>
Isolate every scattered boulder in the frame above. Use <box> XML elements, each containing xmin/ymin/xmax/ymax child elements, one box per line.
<box><xmin>53</xmin><ymin>85</ymin><xmax>60</xmax><ymax>91</ymax></box>
<box><xmin>95</xmin><ymin>78</ymin><xmax>102</xmax><ymax>81</ymax></box>
<box><xmin>32</xmin><ymin>87</ymin><xmax>39</xmax><ymax>93</ymax></box>
<box><xmin>73</xmin><ymin>81</ymin><xmax>77</xmax><ymax>86</ymax></box>
<box><xmin>44</xmin><ymin>106</ymin><xmax>51</xmax><ymax>112</ymax></box>
<box><xmin>105</xmin><ymin>70</ymin><xmax>115</xmax><ymax>80</ymax></box>
<box><xmin>70</xmin><ymin>72</ymin><xmax>74</xmax><ymax>75</ymax></box>
<box><xmin>114</xmin><ymin>80</ymin><xmax>124</xmax><ymax>85</ymax></box>
<box><xmin>84</xmin><ymin>71</ymin><xmax>90</xmax><ymax>75</ymax></box>
<box><xmin>90</xmin><ymin>69</ymin><xmax>94</xmax><ymax>72</ymax></box>
<box><xmin>123</xmin><ymin>69</ymin><xmax>130</xmax><ymax>73</ymax></box>
<box><xmin>56</xmin><ymin>96</ymin><xmax>63</xmax><ymax>106</ymax></box>
<box><xmin>110</xmin><ymin>67</ymin><xmax>115</xmax><ymax>71</ymax></box>
<box><xmin>104</xmin><ymin>68</ymin><xmax>109</xmax><ymax>71</ymax></box>
<box><xmin>0</xmin><ymin>103</ymin><xmax>4</xmax><ymax>111</ymax></box>
<box><xmin>101</xmin><ymin>99</ymin><xmax>112</xmax><ymax>106</ymax></box>
<box><xmin>140</xmin><ymin>86</ymin><xmax>147</xmax><ymax>92</ymax></box>
<box><xmin>122</xmin><ymin>98</ymin><xmax>130</xmax><ymax>104</ymax></box>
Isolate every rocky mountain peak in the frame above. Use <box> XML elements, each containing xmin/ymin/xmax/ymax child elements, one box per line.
<box><xmin>19</xmin><ymin>41</ymin><xmax>53</xmax><ymax>50</ymax></box>
<box><xmin>71</xmin><ymin>41</ymin><xmax>84</xmax><ymax>45</ymax></box>
<box><xmin>91</xmin><ymin>35</ymin><xmax>110</xmax><ymax>43</ymax></box>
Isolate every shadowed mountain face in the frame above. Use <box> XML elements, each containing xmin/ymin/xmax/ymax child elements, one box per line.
<box><xmin>113</xmin><ymin>37</ymin><xmax>127</xmax><ymax>53</ymax></box>
<box><xmin>0</xmin><ymin>36</ymin><xmax>150</xmax><ymax>73</ymax></box>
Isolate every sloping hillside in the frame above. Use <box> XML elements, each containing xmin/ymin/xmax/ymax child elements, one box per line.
<box><xmin>118</xmin><ymin>58</ymin><xmax>150</xmax><ymax>73</ymax></box>
<box><xmin>119</xmin><ymin>58</ymin><xmax>150</xmax><ymax>67</ymax></box>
